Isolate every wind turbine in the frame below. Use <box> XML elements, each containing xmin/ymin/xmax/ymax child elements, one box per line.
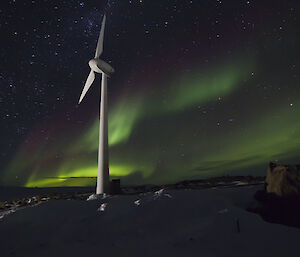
<box><xmin>78</xmin><ymin>14</ymin><xmax>114</xmax><ymax>194</ymax></box>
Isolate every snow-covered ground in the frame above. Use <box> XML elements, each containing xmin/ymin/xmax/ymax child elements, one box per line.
<box><xmin>0</xmin><ymin>185</ymin><xmax>299</xmax><ymax>257</ymax></box>
<box><xmin>0</xmin><ymin>186</ymin><xmax>93</xmax><ymax>201</ymax></box>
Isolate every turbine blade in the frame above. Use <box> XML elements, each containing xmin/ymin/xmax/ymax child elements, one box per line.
<box><xmin>95</xmin><ymin>14</ymin><xmax>106</xmax><ymax>58</ymax></box>
<box><xmin>78</xmin><ymin>70</ymin><xmax>95</xmax><ymax>104</ymax></box>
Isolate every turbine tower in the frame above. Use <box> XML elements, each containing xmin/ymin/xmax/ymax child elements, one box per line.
<box><xmin>78</xmin><ymin>14</ymin><xmax>114</xmax><ymax>194</ymax></box>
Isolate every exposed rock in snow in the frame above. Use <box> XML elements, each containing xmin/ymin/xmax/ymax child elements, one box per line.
<box><xmin>154</xmin><ymin>188</ymin><xmax>164</xmax><ymax>196</ymax></box>
<box><xmin>87</xmin><ymin>193</ymin><xmax>110</xmax><ymax>201</ymax></box>
<box><xmin>87</xmin><ymin>194</ymin><xmax>99</xmax><ymax>201</ymax></box>
<box><xmin>218</xmin><ymin>208</ymin><xmax>229</xmax><ymax>214</ymax></box>
<box><xmin>266</xmin><ymin>162</ymin><xmax>300</xmax><ymax>197</ymax></box>
<box><xmin>0</xmin><ymin>208</ymin><xmax>16</xmax><ymax>220</ymax></box>
<box><xmin>153</xmin><ymin>189</ymin><xmax>173</xmax><ymax>199</ymax></box>
<box><xmin>134</xmin><ymin>199</ymin><xmax>141</xmax><ymax>206</ymax></box>
<box><xmin>98</xmin><ymin>203</ymin><xmax>108</xmax><ymax>212</ymax></box>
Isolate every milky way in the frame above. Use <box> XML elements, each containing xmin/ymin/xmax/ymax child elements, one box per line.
<box><xmin>1</xmin><ymin>0</ymin><xmax>299</xmax><ymax>187</ymax></box>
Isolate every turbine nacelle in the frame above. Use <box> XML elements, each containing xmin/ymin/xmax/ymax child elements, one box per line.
<box><xmin>78</xmin><ymin>13</ymin><xmax>115</xmax><ymax>105</ymax></box>
<box><xmin>88</xmin><ymin>58</ymin><xmax>115</xmax><ymax>76</ymax></box>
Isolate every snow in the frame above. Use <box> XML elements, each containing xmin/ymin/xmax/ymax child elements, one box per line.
<box><xmin>0</xmin><ymin>185</ymin><xmax>299</xmax><ymax>257</ymax></box>
<box><xmin>134</xmin><ymin>199</ymin><xmax>141</xmax><ymax>206</ymax></box>
<box><xmin>86</xmin><ymin>194</ymin><xmax>100</xmax><ymax>201</ymax></box>
<box><xmin>0</xmin><ymin>208</ymin><xmax>16</xmax><ymax>220</ymax></box>
<box><xmin>0</xmin><ymin>186</ymin><xmax>93</xmax><ymax>201</ymax></box>
<box><xmin>97</xmin><ymin>203</ymin><xmax>108</xmax><ymax>212</ymax></box>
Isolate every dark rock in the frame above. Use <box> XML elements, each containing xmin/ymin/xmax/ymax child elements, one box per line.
<box><xmin>249</xmin><ymin>162</ymin><xmax>300</xmax><ymax>229</ymax></box>
<box><xmin>110</xmin><ymin>179</ymin><xmax>122</xmax><ymax>195</ymax></box>
<box><xmin>18</xmin><ymin>199</ymin><xmax>28</xmax><ymax>207</ymax></box>
<box><xmin>0</xmin><ymin>201</ymin><xmax>5</xmax><ymax>209</ymax></box>
<box><xmin>249</xmin><ymin>189</ymin><xmax>300</xmax><ymax>229</ymax></box>
<box><xmin>266</xmin><ymin>162</ymin><xmax>300</xmax><ymax>197</ymax></box>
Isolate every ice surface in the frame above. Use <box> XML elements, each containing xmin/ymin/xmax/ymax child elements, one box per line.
<box><xmin>0</xmin><ymin>185</ymin><xmax>299</xmax><ymax>257</ymax></box>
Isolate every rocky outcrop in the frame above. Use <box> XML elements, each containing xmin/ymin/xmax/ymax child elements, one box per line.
<box><xmin>0</xmin><ymin>201</ymin><xmax>5</xmax><ymax>209</ymax></box>
<box><xmin>248</xmin><ymin>162</ymin><xmax>300</xmax><ymax>229</ymax></box>
<box><xmin>249</xmin><ymin>188</ymin><xmax>300</xmax><ymax>229</ymax></box>
<box><xmin>266</xmin><ymin>162</ymin><xmax>300</xmax><ymax>197</ymax></box>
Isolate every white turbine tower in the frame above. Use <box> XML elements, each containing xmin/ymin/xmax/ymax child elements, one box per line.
<box><xmin>78</xmin><ymin>14</ymin><xmax>114</xmax><ymax>194</ymax></box>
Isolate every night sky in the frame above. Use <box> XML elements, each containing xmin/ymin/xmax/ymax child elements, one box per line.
<box><xmin>1</xmin><ymin>0</ymin><xmax>299</xmax><ymax>187</ymax></box>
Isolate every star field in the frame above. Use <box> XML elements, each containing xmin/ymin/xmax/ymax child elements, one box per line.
<box><xmin>0</xmin><ymin>0</ymin><xmax>299</xmax><ymax>186</ymax></box>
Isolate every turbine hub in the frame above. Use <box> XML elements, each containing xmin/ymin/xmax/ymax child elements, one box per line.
<box><xmin>89</xmin><ymin>58</ymin><xmax>114</xmax><ymax>76</ymax></box>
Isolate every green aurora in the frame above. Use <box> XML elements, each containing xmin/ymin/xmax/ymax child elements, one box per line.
<box><xmin>71</xmin><ymin>58</ymin><xmax>253</xmax><ymax>152</ymax></box>
<box><xmin>3</xmin><ymin>56</ymin><xmax>300</xmax><ymax>187</ymax></box>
